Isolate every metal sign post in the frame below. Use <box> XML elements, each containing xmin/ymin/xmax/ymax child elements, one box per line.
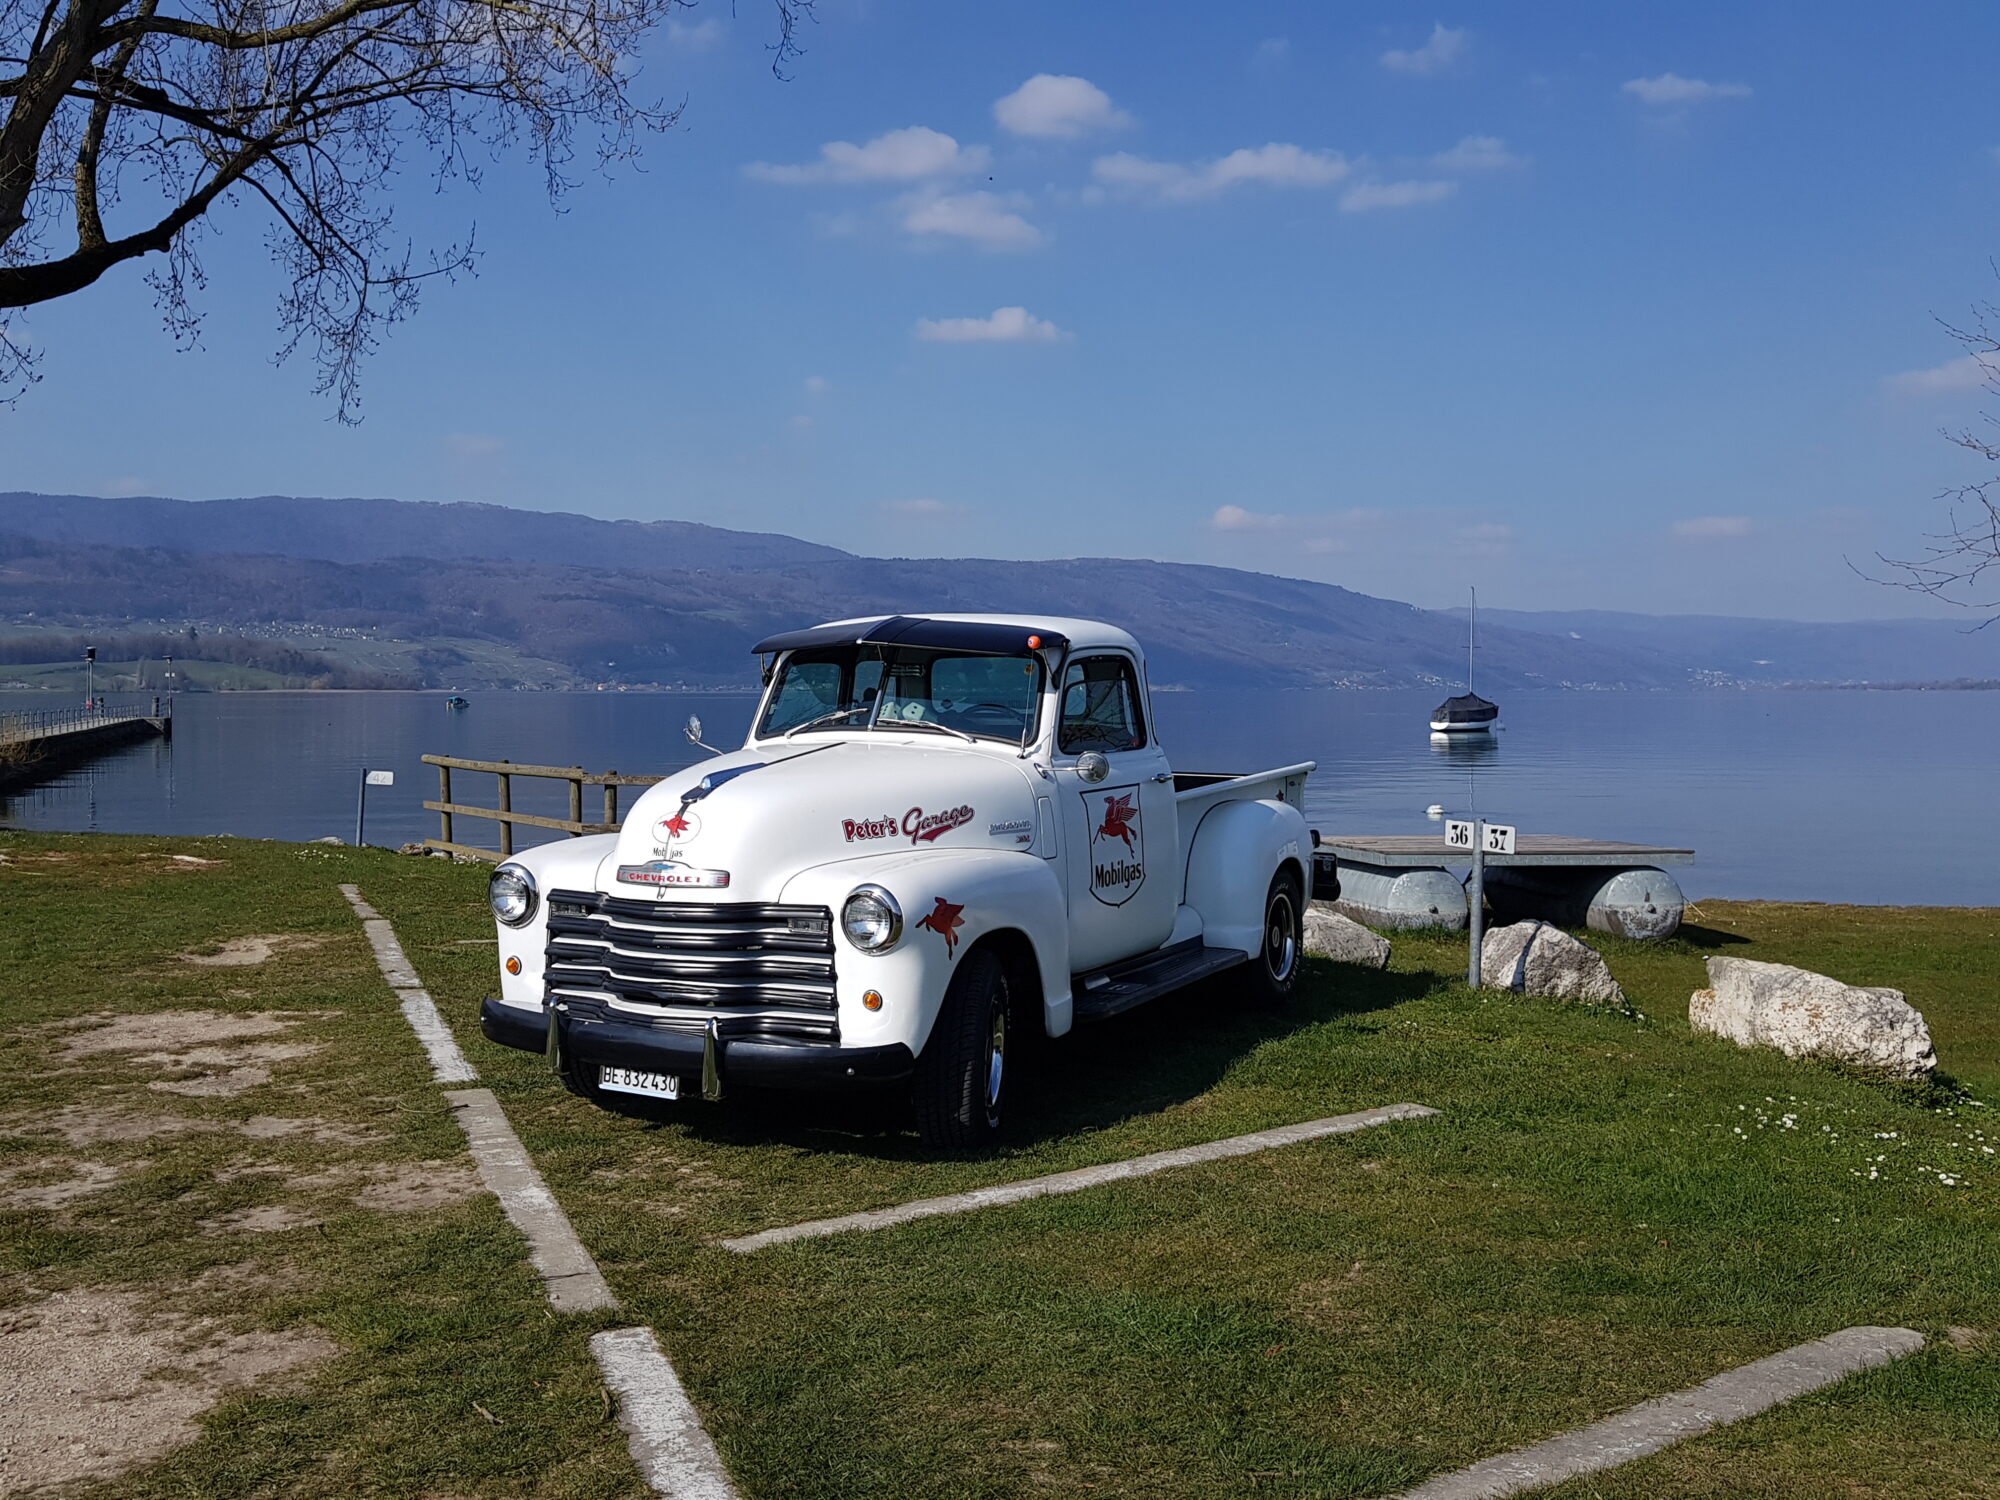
<box><xmin>1445</xmin><ymin>817</ymin><xmax>1515</xmax><ymax>988</ymax></box>
<box><xmin>355</xmin><ymin>768</ymin><xmax>395</xmax><ymax>846</ymax></box>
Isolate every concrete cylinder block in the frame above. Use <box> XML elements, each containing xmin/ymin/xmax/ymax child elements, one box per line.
<box><xmin>1332</xmin><ymin>862</ymin><xmax>1469</xmax><ymax>932</ymax></box>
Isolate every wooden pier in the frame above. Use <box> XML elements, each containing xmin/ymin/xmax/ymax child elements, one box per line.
<box><xmin>0</xmin><ymin>706</ymin><xmax>171</xmax><ymax>789</ymax></box>
<box><xmin>1318</xmin><ymin>835</ymin><xmax>1695</xmax><ymax>940</ymax></box>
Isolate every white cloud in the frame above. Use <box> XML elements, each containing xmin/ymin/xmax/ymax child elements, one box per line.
<box><xmin>1883</xmin><ymin>354</ymin><xmax>1991</xmax><ymax>396</ymax></box>
<box><xmin>1381</xmin><ymin>23</ymin><xmax>1468</xmax><ymax>77</ymax></box>
<box><xmin>803</xmin><ymin>374</ymin><xmax>830</xmax><ymax>396</ymax></box>
<box><xmin>1340</xmin><ymin>179</ymin><xmax>1457</xmax><ymax>213</ymax></box>
<box><xmin>1622</xmin><ymin>73</ymin><xmax>1753</xmax><ymax>106</ymax></box>
<box><xmin>1671</xmin><ymin>516</ymin><xmax>1753</xmax><ymax>540</ymax></box>
<box><xmin>666</xmin><ymin>17</ymin><xmax>724</xmax><ymax>50</ymax></box>
<box><xmin>747</xmin><ymin>126</ymin><xmax>989</xmax><ymax>185</ymax></box>
<box><xmin>915</xmin><ymin>307</ymin><xmax>1068</xmax><ymax>343</ymax></box>
<box><xmin>1431</xmin><ymin>135</ymin><xmax>1523</xmax><ymax>172</ymax></box>
<box><xmin>1092</xmin><ymin>143</ymin><xmax>1351</xmax><ymax>202</ymax></box>
<box><xmin>881</xmin><ymin>498</ymin><xmax>965</xmax><ymax>517</ymax></box>
<box><xmin>1212</xmin><ymin>504</ymin><xmax>1289</xmax><ymax>532</ymax></box>
<box><xmin>901</xmin><ymin>190</ymin><xmax>1043</xmax><ymax>251</ymax></box>
<box><xmin>993</xmin><ymin>74</ymin><xmax>1130</xmax><ymax>139</ymax></box>
<box><xmin>1253</xmin><ymin>38</ymin><xmax>1290</xmax><ymax>66</ymax></box>
<box><xmin>446</xmin><ymin>433</ymin><xmax>504</xmax><ymax>459</ymax></box>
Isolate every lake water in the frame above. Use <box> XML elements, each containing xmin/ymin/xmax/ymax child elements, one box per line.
<box><xmin>4</xmin><ymin>688</ymin><xmax>1995</xmax><ymax>907</ymax></box>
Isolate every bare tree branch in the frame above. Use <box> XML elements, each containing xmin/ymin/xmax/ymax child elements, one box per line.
<box><xmin>0</xmin><ymin>0</ymin><xmax>816</xmax><ymax>417</ymax></box>
<box><xmin>1868</xmin><ymin>273</ymin><xmax>2000</xmax><ymax>624</ymax></box>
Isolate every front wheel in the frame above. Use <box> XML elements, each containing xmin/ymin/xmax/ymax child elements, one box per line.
<box><xmin>1245</xmin><ymin>868</ymin><xmax>1303</xmax><ymax>1007</ymax></box>
<box><xmin>913</xmin><ymin>949</ymin><xmax>1011</xmax><ymax>1150</ymax></box>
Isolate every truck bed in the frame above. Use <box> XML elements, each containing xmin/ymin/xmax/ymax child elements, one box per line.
<box><xmin>1173</xmin><ymin>762</ymin><xmax>1315</xmax><ymax>820</ymax></box>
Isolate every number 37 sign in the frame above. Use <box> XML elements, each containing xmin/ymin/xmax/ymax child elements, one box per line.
<box><xmin>1445</xmin><ymin>819</ymin><xmax>1516</xmax><ymax>855</ymax></box>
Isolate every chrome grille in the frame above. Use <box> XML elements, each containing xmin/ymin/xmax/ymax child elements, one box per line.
<box><xmin>542</xmin><ymin>889</ymin><xmax>837</xmax><ymax>1014</ymax></box>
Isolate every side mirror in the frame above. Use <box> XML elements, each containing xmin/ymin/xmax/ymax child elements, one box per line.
<box><xmin>1076</xmin><ymin>751</ymin><xmax>1111</xmax><ymax>784</ymax></box>
<box><xmin>685</xmin><ymin>716</ymin><xmax>703</xmax><ymax>744</ymax></box>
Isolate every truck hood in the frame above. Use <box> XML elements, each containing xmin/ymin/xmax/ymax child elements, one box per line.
<box><xmin>602</xmin><ymin>739</ymin><xmax>1043</xmax><ymax>902</ymax></box>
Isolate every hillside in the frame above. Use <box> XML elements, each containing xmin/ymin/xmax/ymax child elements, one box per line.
<box><xmin>2</xmin><ymin>491</ymin><xmax>1985</xmax><ymax>691</ymax></box>
<box><xmin>1474</xmin><ymin>607</ymin><xmax>2000</xmax><ymax>685</ymax></box>
<box><xmin>0</xmin><ymin>491</ymin><xmax>848</xmax><ymax>572</ymax></box>
<box><xmin>0</xmin><ymin>521</ymin><xmax>1669</xmax><ymax>690</ymax></box>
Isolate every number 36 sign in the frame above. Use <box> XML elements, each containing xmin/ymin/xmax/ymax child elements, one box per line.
<box><xmin>1445</xmin><ymin>819</ymin><xmax>1516</xmax><ymax>855</ymax></box>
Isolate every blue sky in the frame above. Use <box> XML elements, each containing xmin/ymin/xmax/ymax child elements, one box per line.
<box><xmin>6</xmin><ymin>1</ymin><xmax>1999</xmax><ymax>618</ymax></box>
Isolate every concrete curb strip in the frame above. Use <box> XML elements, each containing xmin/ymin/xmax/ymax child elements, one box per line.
<box><xmin>720</xmin><ymin>1103</ymin><xmax>1439</xmax><ymax>1253</ymax></box>
<box><xmin>593</xmin><ymin>1327</ymin><xmax>743</xmax><ymax>1500</ymax></box>
<box><xmin>1392</xmin><ymin>1325</ymin><xmax>1927</xmax><ymax>1499</ymax></box>
<box><xmin>446</xmin><ymin>1088</ymin><xmax>619</xmax><ymax>1313</ymax></box>
<box><xmin>339</xmin><ymin>884</ymin><xmax>739</xmax><ymax>1499</ymax></box>
<box><xmin>339</xmin><ymin>883</ymin><xmax>477</xmax><ymax>1083</ymax></box>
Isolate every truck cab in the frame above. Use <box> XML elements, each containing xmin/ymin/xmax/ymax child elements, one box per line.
<box><xmin>480</xmin><ymin>614</ymin><xmax>1313</xmax><ymax>1147</ymax></box>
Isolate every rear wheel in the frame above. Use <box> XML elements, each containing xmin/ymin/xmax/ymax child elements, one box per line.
<box><xmin>913</xmin><ymin>948</ymin><xmax>1011</xmax><ymax>1150</ymax></box>
<box><xmin>1245</xmin><ymin>868</ymin><xmax>1303</xmax><ymax>1007</ymax></box>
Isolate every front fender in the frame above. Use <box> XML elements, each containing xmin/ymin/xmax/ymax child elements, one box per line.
<box><xmin>490</xmin><ymin>834</ymin><xmax>620</xmax><ymax>1014</ymax></box>
<box><xmin>1181</xmin><ymin>799</ymin><xmax>1308</xmax><ymax>956</ymax></box>
<box><xmin>780</xmin><ymin>850</ymin><xmax>1071</xmax><ymax>1055</ymax></box>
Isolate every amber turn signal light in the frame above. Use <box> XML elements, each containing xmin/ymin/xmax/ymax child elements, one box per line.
<box><xmin>862</xmin><ymin>989</ymin><xmax>883</xmax><ymax>1011</ymax></box>
<box><xmin>505</xmin><ymin>956</ymin><xmax>522</xmax><ymax>975</ymax></box>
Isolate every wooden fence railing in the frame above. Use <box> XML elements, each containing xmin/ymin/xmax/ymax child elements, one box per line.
<box><xmin>421</xmin><ymin>753</ymin><xmax>667</xmax><ymax>862</ymax></box>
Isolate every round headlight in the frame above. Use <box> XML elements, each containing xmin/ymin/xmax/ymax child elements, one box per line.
<box><xmin>841</xmin><ymin>885</ymin><xmax>902</xmax><ymax>953</ymax></box>
<box><xmin>489</xmin><ymin>863</ymin><xmax>537</xmax><ymax>927</ymax></box>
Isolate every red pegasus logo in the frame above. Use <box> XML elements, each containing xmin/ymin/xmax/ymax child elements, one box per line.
<box><xmin>662</xmin><ymin>812</ymin><xmax>691</xmax><ymax>838</ymax></box>
<box><xmin>1096</xmin><ymin>793</ymin><xmax>1138</xmax><ymax>850</ymax></box>
<box><xmin>916</xmin><ymin>897</ymin><xmax>966</xmax><ymax>956</ymax></box>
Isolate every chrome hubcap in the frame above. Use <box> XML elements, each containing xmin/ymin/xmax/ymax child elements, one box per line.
<box><xmin>985</xmin><ymin>1005</ymin><xmax>1007</xmax><ymax>1112</ymax></box>
<box><xmin>1266</xmin><ymin>894</ymin><xmax>1298</xmax><ymax>983</ymax></box>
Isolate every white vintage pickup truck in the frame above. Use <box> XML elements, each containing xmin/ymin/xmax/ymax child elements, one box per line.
<box><xmin>479</xmin><ymin>614</ymin><xmax>1316</xmax><ymax>1146</ymax></box>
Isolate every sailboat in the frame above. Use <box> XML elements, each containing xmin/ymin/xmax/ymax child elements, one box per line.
<box><xmin>1430</xmin><ymin>587</ymin><xmax>1500</xmax><ymax>735</ymax></box>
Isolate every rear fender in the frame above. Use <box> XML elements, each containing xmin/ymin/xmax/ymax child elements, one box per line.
<box><xmin>779</xmin><ymin>850</ymin><xmax>1072</xmax><ymax>1055</ymax></box>
<box><xmin>1181</xmin><ymin>798</ymin><xmax>1309</xmax><ymax>956</ymax></box>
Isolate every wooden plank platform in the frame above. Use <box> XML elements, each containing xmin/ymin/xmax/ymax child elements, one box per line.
<box><xmin>1323</xmin><ymin>835</ymin><xmax>1694</xmax><ymax>868</ymax></box>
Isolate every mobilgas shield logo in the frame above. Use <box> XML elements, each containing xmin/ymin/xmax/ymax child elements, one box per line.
<box><xmin>1084</xmin><ymin>786</ymin><xmax>1145</xmax><ymax>905</ymax></box>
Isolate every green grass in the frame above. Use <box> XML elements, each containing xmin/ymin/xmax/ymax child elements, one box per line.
<box><xmin>4</xmin><ymin>832</ymin><xmax>1996</xmax><ymax>1498</ymax></box>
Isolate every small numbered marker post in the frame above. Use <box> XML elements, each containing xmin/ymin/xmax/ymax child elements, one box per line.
<box><xmin>356</xmin><ymin>768</ymin><xmax>395</xmax><ymax>846</ymax></box>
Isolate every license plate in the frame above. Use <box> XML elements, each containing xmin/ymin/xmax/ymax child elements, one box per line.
<box><xmin>598</xmin><ymin>1065</ymin><xmax>679</xmax><ymax>1100</ymax></box>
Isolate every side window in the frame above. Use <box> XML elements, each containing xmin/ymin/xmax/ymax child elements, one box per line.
<box><xmin>1058</xmin><ymin>656</ymin><xmax>1147</xmax><ymax>753</ymax></box>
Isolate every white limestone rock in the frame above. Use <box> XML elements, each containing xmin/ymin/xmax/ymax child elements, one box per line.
<box><xmin>1480</xmin><ymin>921</ymin><xmax>1625</xmax><ymax>1006</ymax></box>
<box><xmin>1303</xmin><ymin>906</ymin><xmax>1392</xmax><ymax>969</ymax></box>
<box><xmin>1690</xmin><ymin>956</ymin><xmax>1936</xmax><ymax>1078</ymax></box>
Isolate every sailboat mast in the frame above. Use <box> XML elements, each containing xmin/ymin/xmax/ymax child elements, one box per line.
<box><xmin>1468</xmin><ymin>586</ymin><xmax>1476</xmax><ymax>695</ymax></box>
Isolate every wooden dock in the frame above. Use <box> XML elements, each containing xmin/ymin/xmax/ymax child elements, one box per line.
<box><xmin>1319</xmin><ymin>834</ymin><xmax>1695</xmax><ymax>940</ymax></box>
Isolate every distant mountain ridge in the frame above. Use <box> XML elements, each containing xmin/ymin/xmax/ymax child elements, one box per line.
<box><xmin>0</xmin><ymin>491</ymin><xmax>850</xmax><ymax>572</ymax></box>
<box><xmin>1473</xmin><ymin>608</ymin><xmax>2000</xmax><ymax>686</ymax></box>
<box><xmin>0</xmin><ymin>492</ymin><xmax>1991</xmax><ymax>689</ymax></box>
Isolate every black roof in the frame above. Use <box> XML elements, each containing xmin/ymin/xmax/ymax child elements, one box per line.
<box><xmin>751</xmin><ymin>615</ymin><xmax>1069</xmax><ymax>656</ymax></box>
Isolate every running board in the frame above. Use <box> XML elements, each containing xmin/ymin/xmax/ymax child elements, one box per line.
<box><xmin>1072</xmin><ymin>940</ymin><xmax>1248</xmax><ymax>1022</ymax></box>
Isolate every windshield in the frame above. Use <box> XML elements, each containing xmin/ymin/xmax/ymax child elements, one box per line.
<box><xmin>757</xmin><ymin>645</ymin><xmax>1045</xmax><ymax>746</ymax></box>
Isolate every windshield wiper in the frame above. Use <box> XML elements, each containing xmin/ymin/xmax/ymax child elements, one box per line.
<box><xmin>893</xmin><ymin>718</ymin><xmax>977</xmax><ymax>744</ymax></box>
<box><xmin>782</xmin><ymin>705</ymin><xmax>871</xmax><ymax>740</ymax></box>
